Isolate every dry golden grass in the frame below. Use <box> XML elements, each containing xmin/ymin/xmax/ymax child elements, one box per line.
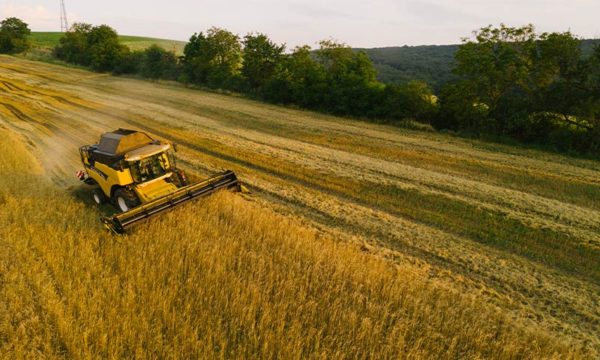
<box><xmin>1</xmin><ymin>55</ymin><xmax>599</xmax><ymax>357</ymax></box>
<box><xmin>0</xmin><ymin>129</ymin><xmax>587</xmax><ymax>358</ymax></box>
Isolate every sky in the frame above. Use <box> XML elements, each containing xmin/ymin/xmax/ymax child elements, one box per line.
<box><xmin>1</xmin><ymin>0</ymin><xmax>599</xmax><ymax>48</ymax></box>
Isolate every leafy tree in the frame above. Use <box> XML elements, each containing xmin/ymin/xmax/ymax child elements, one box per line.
<box><xmin>182</xmin><ymin>32</ymin><xmax>209</xmax><ymax>83</ymax></box>
<box><xmin>54</xmin><ymin>23</ymin><xmax>94</xmax><ymax>65</ymax></box>
<box><xmin>519</xmin><ymin>32</ymin><xmax>597</xmax><ymax>144</ymax></box>
<box><xmin>453</xmin><ymin>24</ymin><xmax>539</xmax><ymax>130</ymax></box>
<box><xmin>242</xmin><ymin>33</ymin><xmax>285</xmax><ymax>90</ymax></box>
<box><xmin>575</xmin><ymin>46</ymin><xmax>600</xmax><ymax>151</ymax></box>
<box><xmin>454</xmin><ymin>26</ymin><xmax>590</xmax><ymax>135</ymax></box>
<box><xmin>0</xmin><ymin>17</ymin><xmax>31</xmax><ymax>54</ymax></box>
<box><xmin>114</xmin><ymin>49</ymin><xmax>144</xmax><ymax>74</ymax></box>
<box><xmin>530</xmin><ymin>32</ymin><xmax>586</xmax><ymax>126</ymax></box>
<box><xmin>264</xmin><ymin>45</ymin><xmax>326</xmax><ymax>107</ymax></box>
<box><xmin>87</xmin><ymin>25</ymin><xmax>128</xmax><ymax>71</ymax></box>
<box><xmin>183</xmin><ymin>27</ymin><xmax>242</xmax><ymax>88</ymax></box>
<box><xmin>435</xmin><ymin>82</ymin><xmax>488</xmax><ymax>131</ymax></box>
<box><xmin>139</xmin><ymin>45</ymin><xmax>179</xmax><ymax>79</ymax></box>
<box><xmin>55</xmin><ymin>23</ymin><xmax>128</xmax><ymax>72</ymax></box>
<box><xmin>380</xmin><ymin>81</ymin><xmax>438</xmax><ymax>123</ymax></box>
<box><xmin>440</xmin><ymin>24</ymin><xmax>600</xmax><ymax>154</ymax></box>
<box><xmin>261</xmin><ymin>61</ymin><xmax>295</xmax><ymax>104</ymax></box>
<box><xmin>315</xmin><ymin>40</ymin><xmax>380</xmax><ymax>115</ymax></box>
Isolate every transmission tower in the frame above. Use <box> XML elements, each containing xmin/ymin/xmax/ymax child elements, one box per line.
<box><xmin>60</xmin><ymin>0</ymin><xmax>69</xmax><ymax>32</ymax></box>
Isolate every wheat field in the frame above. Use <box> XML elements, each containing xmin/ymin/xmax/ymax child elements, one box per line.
<box><xmin>0</xmin><ymin>55</ymin><xmax>599</xmax><ymax>358</ymax></box>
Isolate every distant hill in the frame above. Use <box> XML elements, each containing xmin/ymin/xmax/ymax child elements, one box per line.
<box><xmin>360</xmin><ymin>39</ymin><xmax>600</xmax><ymax>91</ymax></box>
<box><xmin>30</xmin><ymin>32</ymin><xmax>187</xmax><ymax>55</ymax></box>
<box><xmin>580</xmin><ymin>39</ymin><xmax>600</xmax><ymax>56</ymax></box>
<box><xmin>358</xmin><ymin>45</ymin><xmax>459</xmax><ymax>91</ymax></box>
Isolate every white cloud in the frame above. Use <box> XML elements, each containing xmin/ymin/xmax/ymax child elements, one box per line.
<box><xmin>1</xmin><ymin>2</ymin><xmax>54</xmax><ymax>30</ymax></box>
<box><xmin>0</xmin><ymin>1</ymin><xmax>77</xmax><ymax>31</ymax></box>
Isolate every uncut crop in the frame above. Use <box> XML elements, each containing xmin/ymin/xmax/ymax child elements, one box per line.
<box><xmin>0</xmin><ymin>55</ymin><xmax>599</xmax><ymax>358</ymax></box>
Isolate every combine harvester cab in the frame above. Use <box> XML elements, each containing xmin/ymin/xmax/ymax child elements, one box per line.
<box><xmin>78</xmin><ymin>129</ymin><xmax>245</xmax><ymax>234</ymax></box>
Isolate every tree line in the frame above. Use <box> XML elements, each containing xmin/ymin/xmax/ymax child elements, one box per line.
<box><xmin>1</xmin><ymin>17</ymin><xmax>599</xmax><ymax>155</ymax></box>
<box><xmin>49</xmin><ymin>24</ymin><xmax>437</xmax><ymax>124</ymax></box>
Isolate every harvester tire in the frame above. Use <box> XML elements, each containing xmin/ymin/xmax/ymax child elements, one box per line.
<box><xmin>114</xmin><ymin>188</ymin><xmax>140</xmax><ymax>213</ymax></box>
<box><xmin>92</xmin><ymin>189</ymin><xmax>107</xmax><ymax>205</ymax></box>
<box><xmin>174</xmin><ymin>170</ymin><xmax>189</xmax><ymax>187</ymax></box>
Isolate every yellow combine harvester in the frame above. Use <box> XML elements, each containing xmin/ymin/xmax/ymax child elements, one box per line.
<box><xmin>78</xmin><ymin>129</ymin><xmax>244</xmax><ymax>233</ymax></box>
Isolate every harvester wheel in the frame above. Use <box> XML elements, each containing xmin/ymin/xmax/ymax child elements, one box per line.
<box><xmin>114</xmin><ymin>188</ymin><xmax>140</xmax><ymax>213</ymax></box>
<box><xmin>92</xmin><ymin>189</ymin><xmax>107</xmax><ymax>205</ymax></box>
<box><xmin>173</xmin><ymin>169</ymin><xmax>188</xmax><ymax>187</ymax></box>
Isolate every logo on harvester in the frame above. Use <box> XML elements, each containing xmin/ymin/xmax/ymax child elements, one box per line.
<box><xmin>76</xmin><ymin>170</ymin><xmax>86</xmax><ymax>181</ymax></box>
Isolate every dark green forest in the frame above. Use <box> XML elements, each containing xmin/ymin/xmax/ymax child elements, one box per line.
<box><xmin>2</xmin><ymin>18</ymin><xmax>599</xmax><ymax>155</ymax></box>
<box><xmin>360</xmin><ymin>45</ymin><xmax>459</xmax><ymax>91</ymax></box>
<box><xmin>361</xmin><ymin>39</ymin><xmax>600</xmax><ymax>91</ymax></box>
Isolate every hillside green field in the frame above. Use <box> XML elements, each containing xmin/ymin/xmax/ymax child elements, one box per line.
<box><xmin>30</xmin><ymin>32</ymin><xmax>187</xmax><ymax>54</ymax></box>
<box><xmin>0</xmin><ymin>55</ymin><xmax>599</xmax><ymax>357</ymax></box>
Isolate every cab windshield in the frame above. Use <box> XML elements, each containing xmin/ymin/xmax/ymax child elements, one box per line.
<box><xmin>129</xmin><ymin>153</ymin><xmax>171</xmax><ymax>183</ymax></box>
